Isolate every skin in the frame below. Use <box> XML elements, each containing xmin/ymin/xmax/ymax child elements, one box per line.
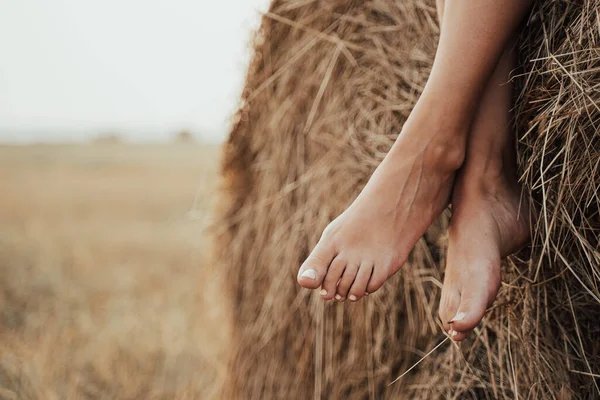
<box><xmin>437</xmin><ymin>36</ymin><xmax>531</xmax><ymax>343</ymax></box>
<box><xmin>435</xmin><ymin>0</ymin><xmax>532</xmax><ymax>342</ymax></box>
<box><xmin>297</xmin><ymin>0</ymin><xmax>533</xmax><ymax>328</ymax></box>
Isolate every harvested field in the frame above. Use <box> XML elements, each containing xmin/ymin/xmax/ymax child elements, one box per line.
<box><xmin>0</xmin><ymin>144</ymin><xmax>225</xmax><ymax>399</ymax></box>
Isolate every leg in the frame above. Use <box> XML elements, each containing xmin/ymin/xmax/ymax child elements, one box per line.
<box><xmin>438</xmin><ymin>39</ymin><xmax>531</xmax><ymax>341</ymax></box>
<box><xmin>297</xmin><ymin>0</ymin><xmax>533</xmax><ymax>302</ymax></box>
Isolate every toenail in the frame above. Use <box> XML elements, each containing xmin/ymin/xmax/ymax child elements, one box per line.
<box><xmin>335</xmin><ymin>294</ymin><xmax>342</xmax><ymax>300</ymax></box>
<box><xmin>349</xmin><ymin>295</ymin><xmax>357</xmax><ymax>301</ymax></box>
<box><xmin>300</xmin><ymin>269</ymin><xmax>317</xmax><ymax>280</ymax></box>
<box><xmin>450</xmin><ymin>311</ymin><xmax>467</xmax><ymax>323</ymax></box>
<box><xmin>319</xmin><ymin>289</ymin><xmax>327</xmax><ymax>296</ymax></box>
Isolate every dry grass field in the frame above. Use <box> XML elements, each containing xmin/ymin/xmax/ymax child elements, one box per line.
<box><xmin>0</xmin><ymin>143</ymin><xmax>226</xmax><ymax>399</ymax></box>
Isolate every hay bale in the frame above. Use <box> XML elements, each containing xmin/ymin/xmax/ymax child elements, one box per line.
<box><xmin>215</xmin><ymin>0</ymin><xmax>600</xmax><ymax>398</ymax></box>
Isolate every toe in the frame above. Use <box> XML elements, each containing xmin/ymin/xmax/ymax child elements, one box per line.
<box><xmin>438</xmin><ymin>286</ymin><xmax>460</xmax><ymax>332</ymax></box>
<box><xmin>448</xmin><ymin>283</ymin><xmax>491</xmax><ymax>333</ymax></box>
<box><xmin>448</xmin><ymin>329</ymin><xmax>467</xmax><ymax>342</ymax></box>
<box><xmin>298</xmin><ymin>240</ymin><xmax>336</xmax><ymax>289</ymax></box>
<box><xmin>321</xmin><ymin>256</ymin><xmax>346</xmax><ymax>300</ymax></box>
<box><xmin>336</xmin><ymin>262</ymin><xmax>359</xmax><ymax>300</ymax></box>
<box><xmin>365</xmin><ymin>267</ymin><xmax>388</xmax><ymax>294</ymax></box>
<box><xmin>347</xmin><ymin>263</ymin><xmax>373</xmax><ymax>301</ymax></box>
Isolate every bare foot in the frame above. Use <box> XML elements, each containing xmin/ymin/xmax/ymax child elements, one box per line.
<box><xmin>439</xmin><ymin>165</ymin><xmax>530</xmax><ymax>341</ymax></box>
<box><xmin>297</xmin><ymin>98</ymin><xmax>466</xmax><ymax>302</ymax></box>
<box><xmin>436</xmin><ymin>34</ymin><xmax>533</xmax><ymax>341</ymax></box>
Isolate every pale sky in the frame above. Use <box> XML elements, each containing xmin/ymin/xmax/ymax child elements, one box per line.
<box><xmin>0</xmin><ymin>0</ymin><xmax>270</xmax><ymax>142</ymax></box>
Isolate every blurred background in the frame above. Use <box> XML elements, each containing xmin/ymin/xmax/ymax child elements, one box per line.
<box><xmin>0</xmin><ymin>0</ymin><xmax>268</xmax><ymax>397</ymax></box>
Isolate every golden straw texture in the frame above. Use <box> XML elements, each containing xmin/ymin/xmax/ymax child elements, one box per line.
<box><xmin>215</xmin><ymin>1</ymin><xmax>600</xmax><ymax>398</ymax></box>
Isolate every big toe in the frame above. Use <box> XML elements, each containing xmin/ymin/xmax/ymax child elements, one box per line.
<box><xmin>297</xmin><ymin>241</ymin><xmax>335</xmax><ymax>289</ymax></box>
<box><xmin>448</xmin><ymin>284</ymin><xmax>491</xmax><ymax>336</ymax></box>
<box><xmin>438</xmin><ymin>286</ymin><xmax>460</xmax><ymax>333</ymax></box>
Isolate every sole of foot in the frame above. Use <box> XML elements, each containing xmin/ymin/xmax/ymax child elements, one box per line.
<box><xmin>439</xmin><ymin>171</ymin><xmax>530</xmax><ymax>341</ymax></box>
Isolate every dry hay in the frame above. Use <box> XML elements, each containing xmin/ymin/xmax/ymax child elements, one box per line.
<box><xmin>215</xmin><ymin>0</ymin><xmax>600</xmax><ymax>398</ymax></box>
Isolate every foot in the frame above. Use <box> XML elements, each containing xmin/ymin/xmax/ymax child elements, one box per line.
<box><xmin>297</xmin><ymin>99</ymin><xmax>466</xmax><ymax>302</ymax></box>
<box><xmin>439</xmin><ymin>165</ymin><xmax>530</xmax><ymax>341</ymax></box>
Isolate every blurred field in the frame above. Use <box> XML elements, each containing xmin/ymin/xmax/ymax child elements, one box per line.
<box><xmin>0</xmin><ymin>143</ymin><xmax>226</xmax><ymax>399</ymax></box>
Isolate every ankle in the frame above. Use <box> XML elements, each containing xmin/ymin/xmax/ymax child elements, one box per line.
<box><xmin>460</xmin><ymin>157</ymin><xmax>519</xmax><ymax>200</ymax></box>
<box><xmin>392</xmin><ymin>105</ymin><xmax>470</xmax><ymax>174</ymax></box>
<box><xmin>427</xmin><ymin>139</ymin><xmax>467</xmax><ymax>172</ymax></box>
<box><xmin>396</xmin><ymin>120</ymin><xmax>467</xmax><ymax>174</ymax></box>
<box><xmin>389</xmin><ymin>132</ymin><xmax>466</xmax><ymax>175</ymax></box>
